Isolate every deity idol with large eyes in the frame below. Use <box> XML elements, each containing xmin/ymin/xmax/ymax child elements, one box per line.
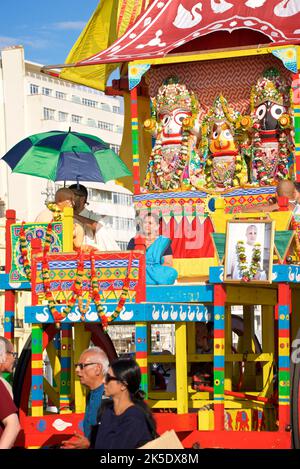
<box><xmin>201</xmin><ymin>95</ymin><xmax>248</xmax><ymax>190</ymax></box>
<box><xmin>143</xmin><ymin>77</ymin><xmax>203</xmax><ymax>191</ymax></box>
<box><xmin>249</xmin><ymin>68</ymin><xmax>294</xmax><ymax>185</ymax></box>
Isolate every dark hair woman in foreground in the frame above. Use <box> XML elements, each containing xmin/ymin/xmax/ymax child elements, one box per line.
<box><xmin>94</xmin><ymin>358</ymin><xmax>157</xmax><ymax>449</ymax></box>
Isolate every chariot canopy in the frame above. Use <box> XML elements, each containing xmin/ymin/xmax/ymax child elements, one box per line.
<box><xmin>45</xmin><ymin>1</ymin><xmax>300</xmax><ymax>92</ymax></box>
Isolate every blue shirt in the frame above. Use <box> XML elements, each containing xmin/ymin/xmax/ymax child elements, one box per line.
<box><xmin>83</xmin><ymin>384</ymin><xmax>104</xmax><ymax>439</ymax></box>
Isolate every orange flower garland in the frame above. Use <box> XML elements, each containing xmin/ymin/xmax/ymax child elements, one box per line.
<box><xmin>90</xmin><ymin>252</ymin><xmax>133</xmax><ymax>332</ymax></box>
<box><xmin>42</xmin><ymin>253</ymin><xmax>84</xmax><ymax>322</ymax></box>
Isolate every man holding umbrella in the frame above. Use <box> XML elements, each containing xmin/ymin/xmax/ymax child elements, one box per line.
<box><xmin>69</xmin><ymin>184</ymin><xmax>120</xmax><ymax>252</ymax></box>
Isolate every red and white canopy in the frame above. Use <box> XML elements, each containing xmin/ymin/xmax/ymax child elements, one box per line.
<box><xmin>77</xmin><ymin>0</ymin><xmax>300</xmax><ymax>66</ymax></box>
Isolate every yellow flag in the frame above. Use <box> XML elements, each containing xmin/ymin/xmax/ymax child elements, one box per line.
<box><xmin>59</xmin><ymin>0</ymin><xmax>151</xmax><ymax>91</ymax></box>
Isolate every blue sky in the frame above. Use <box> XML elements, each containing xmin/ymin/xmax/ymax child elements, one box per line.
<box><xmin>0</xmin><ymin>1</ymin><xmax>99</xmax><ymax>66</ymax></box>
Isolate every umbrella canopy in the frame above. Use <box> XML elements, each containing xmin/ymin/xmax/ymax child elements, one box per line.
<box><xmin>1</xmin><ymin>129</ymin><xmax>131</xmax><ymax>182</ymax></box>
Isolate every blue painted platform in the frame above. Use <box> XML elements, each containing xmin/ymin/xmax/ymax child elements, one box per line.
<box><xmin>209</xmin><ymin>264</ymin><xmax>300</xmax><ymax>283</ymax></box>
<box><xmin>25</xmin><ymin>301</ymin><xmax>212</xmax><ymax>324</ymax></box>
<box><xmin>0</xmin><ymin>273</ymin><xmax>31</xmax><ymax>290</ymax></box>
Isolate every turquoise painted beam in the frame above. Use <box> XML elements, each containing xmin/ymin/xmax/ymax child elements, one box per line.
<box><xmin>25</xmin><ymin>302</ymin><xmax>213</xmax><ymax>324</ymax></box>
<box><xmin>0</xmin><ymin>273</ymin><xmax>31</xmax><ymax>290</ymax></box>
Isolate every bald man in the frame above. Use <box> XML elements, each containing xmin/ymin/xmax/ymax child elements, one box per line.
<box><xmin>242</xmin><ymin>180</ymin><xmax>298</xmax><ymax>214</ymax></box>
<box><xmin>35</xmin><ymin>188</ymin><xmax>84</xmax><ymax>249</ymax></box>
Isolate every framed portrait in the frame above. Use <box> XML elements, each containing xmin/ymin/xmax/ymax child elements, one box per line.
<box><xmin>224</xmin><ymin>219</ymin><xmax>275</xmax><ymax>284</ymax></box>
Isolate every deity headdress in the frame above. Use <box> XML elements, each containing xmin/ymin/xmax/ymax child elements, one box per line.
<box><xmin>152</xmin><ymin>76</ymin><xmax>199</xmax><ymax>117</ymax></box>
<box><xmin>201</xmin><ymin>95</ymin><xmax>240</xmax><ymax>152</ymax></box>
<box><xmin>250</xmin><ymin>67</ymin><xmax>290</xmax><ymax>111</ymax></box>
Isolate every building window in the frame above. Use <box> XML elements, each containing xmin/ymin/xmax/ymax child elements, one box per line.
<box><xmin>56</xmin><ymin>91</ymin><xmax>66</xmax><ymax>100</ymax></box>
<box><xmin>43</xmin><ymin>107</ymin><xmax>55</xmax><ymax>120</ymax></box>
<box><xmin>110</xmin><ymin>144</ymin><xmax>120</xmax><ymax>154</ymax></box>
<box><xmin>113</xmin><ymin>192</ymin><xmax>133</xmax><ymax>206</ymax></box>
<box><xmin>30</xmin><ymin>84</ymin><xmax>39</xmax><ymax>94</ymax></box>
<box><xmin>82</xmin><ymin>98</ymin><xmax>97</xmax><ymax>108</ymax></box>
<box><xmin>71</xmin><ymin>114</ymin><xmax>82</xmax><ymax>124</ymax></box>
<box><xmin>115</xmin><ymin>125</ymin><xmax>123</xmax><ymax>134</ymax></box>
<box><xmin>42</xmin><ymin>87</ymin><xmax>52</xmax><ymax>96</ymax></box>
<box><xmin>99</xmin><ymin>102</ymin><xmax>111</xmax><ymax>112</ymax></box>
<box><xmin>112</xmin><ymin>217</ymin><xmax>134</xmax><ymax>231</ymax></box>
<box><xmin>72</xmin><ymin>95</ymin><xmax>81</xmax><ymax>104</ymax></box>
<box><xmin>58</xmin><ymin>111</ymin><xmax>68</xmax><ymax>122</ymax></box>
<box><xmin>113</xmin><ymin>106</ymin><xmax>120</xmax><ymax>113</ymax></box>
<box><xmin>98</xmin><ymin>121</ymin><xmax>113</xmax><ymax>132</ymax></box>
<box><xmin>87</xmin><ymin>118</ymin><xmax>97</xmax><ymax>127</ymax></box>
<box><xmin>99</xmin><ymin>190</ymin><xmax>112</xmax><ymax>204</ymax></box>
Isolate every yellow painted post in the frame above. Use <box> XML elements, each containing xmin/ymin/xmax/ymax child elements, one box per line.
<box><xmin>62</xmin><ymin>207</ymin><xmax>74</xmax><ymax>251</ymax></box>
<box><xmin>261</xmin><ymin>305</ymin><xmax>274</xmax><ymax>397</ymax></box>
<box><xmin>73</xmin><ymin>324</ymin><xmax>91</xmax><ymax>413</ymax></box>
<box><xmin>46</xmin><ymin>342</ymin><xmax>61</xmax><ymax>391</ymax></box>
<box><xmin>175</xmin><ymin>323</ymin><xmax>188</xmax><ymax>414</ymax></box>
<box><xmin>31</xmin><ymin>324</ymin><xmax>43</xmax><ymax>416</ymax></box>
<box><xmin>187</xmin><ymin>322</ymin><xmax>196</xmax><ymax>354</ymax></box>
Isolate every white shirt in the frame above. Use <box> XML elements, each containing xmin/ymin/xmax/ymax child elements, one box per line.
<box><xmin>79</xmin><ymin>207</ymin><xmax>120</xmax><ymax>251</ymax></box>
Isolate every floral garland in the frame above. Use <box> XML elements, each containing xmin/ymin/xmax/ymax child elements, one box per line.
<box><xmin>143</xmin><ymin>80</ymin><xmax>199</xmax><ymax>191</ymax></box>
<box><xmin>252</xmin><ymin>122</ymin><xmax>291</xmax><ymax>185</ymax></box>
<box><xmin>19</xmin><ymin>222</ymin><xmax>53</xmax><ymax>281</ymax></box>
<box><xmin>249</xmin><ymin>68</ymin><xmax>293</xmax><ymax>185</ymax></box>
<box><xmin>90</xmin><ymin>253</ymin><xmax>133</xmax><ymax>332</ymax></box>
<box><xmin>236</xmin><ymin>241</ymin><xmax>261</xmax><ymax>282</ymax></box>
<box><xmin>19</xmin><ymin>202</ymin><xmax>61</xmax><ymax>281</ymax></box>
<box><xmin>77</xmin><ymin>293</ymin><xmax>92</xmax><ymax>320</ymax></box>
<box><xmin>145</xmin><ymin>127</ymin><xmax>191</xmax><ymax>191</ymax></box>
<box><xmin>41</xmin><ymin>253</ymin><xmax>84</xmax><ymax>322</ymax></box>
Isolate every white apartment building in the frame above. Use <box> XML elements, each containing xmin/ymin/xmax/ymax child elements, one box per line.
<box><xmin>0</xmin><ymin>46</ymin><xmax>136</xmax><ymax>350</ymax></box>
<box><xmin>0</xmin><ymin>45</ymin><xmax>135</xmax><ymax>250</ymax></box>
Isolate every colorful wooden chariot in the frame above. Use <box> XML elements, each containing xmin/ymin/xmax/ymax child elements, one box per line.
<box><xmin>1</xmin><ymin>0</ymin><xmax>300</xmax><ymax>449</ymax></box>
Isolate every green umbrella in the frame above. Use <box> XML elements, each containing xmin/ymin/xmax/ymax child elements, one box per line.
<box><xmin>1</xmin><ymin>129</ymin><xmax>131</xmax><ymax>182</ymax></box>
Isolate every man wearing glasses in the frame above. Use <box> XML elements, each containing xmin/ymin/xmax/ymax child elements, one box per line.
<box><xmin>0</xmin><ymin>336</ymin><xmax>20</xmax><ymax>449</ymax></box>
<box><xmin>61</xmin><ymin>346</ymin><xmax>109</xmax><ymax>449</ymax></box>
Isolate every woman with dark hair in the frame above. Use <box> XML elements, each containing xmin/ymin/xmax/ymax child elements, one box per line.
<box><xmin>127</xmin><ymin>212</ymin><xmax>178</xmax><ymax>285</ymax></box>
<box><xmin>93</xmin><ymin>358</ymin><xmax>156</xmax><ymax>449</ymax></box>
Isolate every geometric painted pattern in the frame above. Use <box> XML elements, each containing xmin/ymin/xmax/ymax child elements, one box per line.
<box><xmin>10</xmin><ymin>222</ymin><xmax>63</xmax><ymax>283</ymax></box>
<box><xmin>33</xmin><ymin>252</ymin><xmax>144</xmax><ymax>303</ymax></box>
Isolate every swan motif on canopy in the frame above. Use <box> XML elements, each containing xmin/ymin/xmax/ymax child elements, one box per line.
<box><xmin>173</xmin><ymin>2</ymin><xmax>203</xmax><ymax>29</ymax></box>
